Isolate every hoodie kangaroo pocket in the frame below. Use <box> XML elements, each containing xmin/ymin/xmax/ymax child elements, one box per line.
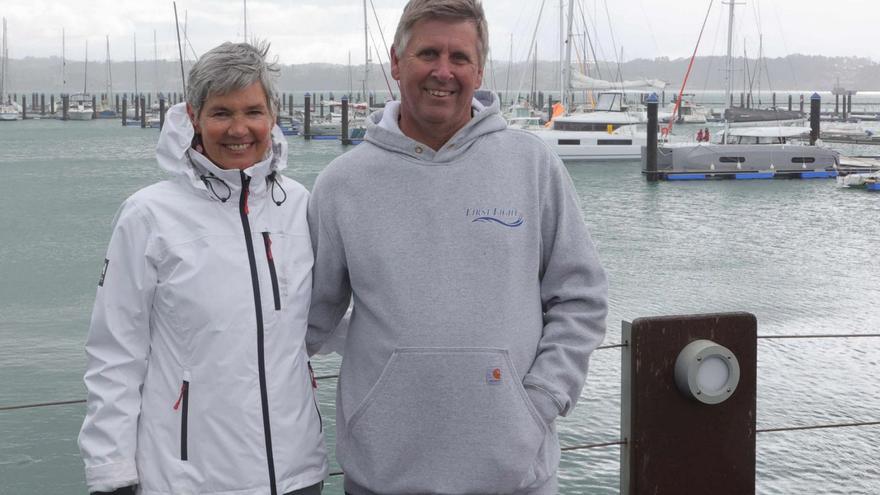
<box><xmin>344</xmin><ymin>347</ymin><xmax>547</xmax><ymax>494</ymax></box>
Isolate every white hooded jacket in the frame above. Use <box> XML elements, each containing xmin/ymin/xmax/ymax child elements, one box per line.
<box><xmin>78</xmin><ymin>102</ymin><xmax>328</xmax><ymax>494</ymax></box>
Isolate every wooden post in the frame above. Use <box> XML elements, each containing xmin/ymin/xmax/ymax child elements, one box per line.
<box><xmin>835</xmin><ymin>93</ymin><xmax>840</xmax><ymax>116</ymax></box>
<box><xmin>288</xmin><ymin>94</ymin><xmax>293</xmax><ymax>117</ymax></box>
<box><xmin>303</xmin><ymin>93</ymin><xmax>311</xmax><ymax>140</ymax></box>
<box><xmin>320</xmin><ymin>94</ymin><xmax>325</xmax><ymax>118</ymax></box>
<box><xmin>644</xmin><ymin>93</ymin><xmax>659</xmax><ymax>183</ymax></box>
<box><xmin>40</xmin><ymin>94</ymin><xmax>45</xmax><ymax>116</ymax></box>
<box><xmin>341</xmin><ymin>96</ymin><xmax>351</xmax><ymax>146</ymax></box>
<box><xmin>121</xmin><ymin>96</ymin><xmax>128</xmax><ymax>126</ymax></box>
<box><xmin>842</xmin><ymin>93</ymin><xmax>848</xmax><ymax>121</ymax></box>
<box><xmin>810</xmin><ymin>93</ymin><xmax>821</xmax><ymax>145</ymax></box>
<box><xmin>847</xmin><ymin>92</ymin><xmax>853</xmax><ymax>117</ymax></box>
<box><xmin>92</xmin><ymin>95</ymin><xmax>97</xmax><ymax>119</ymax></box>
<box><xmin>140</xmin><ymin>96</ymin><xmax>147</xmax><ymax>128</ymax></box>
<box><xmin>788</xmin><ymin>94</ymin><xmax>792</xmax><ymax>111</ymax></box>
<box><xmin>62</xmin><ymin>94</ymin><xmax>69</xmax><ymax>121</ymax></box>
<box><xmin>116</xmin><ymin>94</ymin><xmax>120</xmax><ymax>114</ymax></box>
<box><xmin>547</xmin><ymin>96</ymin><xmax>554</xmax><ymax>122</ymax></box>
<box><xmin>21</xmin><ymin>95</ymin><xmax>26</xmax><ymax>120</ymax></box>
<box><xmin>799</xmin><ymin>94</ymin><xmax>804</xmax><ymax>114</ymax></box>
<box><xmin>159</xmin><ymin>94</ymin><xmax>166</xmax><ymax>130</ymax></box>
<box><xmin>50</xmin><ymin>94</ymin><xmax>55</xmax><ymax>115</ymax></box>
<box><xmin>621</xmin><ymin>313</ymin><xmax>757</xmax><ymax>495</ymax></box>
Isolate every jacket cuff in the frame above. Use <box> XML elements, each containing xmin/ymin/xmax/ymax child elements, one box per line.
<box><xmin>525</xmin><ymin>385</ymin><xmax>562</xmax><ymax>425</ymax></box>
<box><xmin>85</xmin><ymin>460</ymin><xmax>138</xmax><ymax>493</ymax></box>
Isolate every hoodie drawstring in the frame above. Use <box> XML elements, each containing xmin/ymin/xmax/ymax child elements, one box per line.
<box><xmin>200</xmin><ymin>174</ymin><xmax>232</xmax><ymax>203</ymax></box>
<box><xmin>267</xmin><ymin>172</ymin><xmax>288</xmax><ymax>206</ymax></box>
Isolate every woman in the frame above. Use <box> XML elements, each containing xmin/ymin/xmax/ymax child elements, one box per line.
<box><xmin>78</xmin><ymin>42</ymin><xmax>327</xmax><ymax>495</ymax></box>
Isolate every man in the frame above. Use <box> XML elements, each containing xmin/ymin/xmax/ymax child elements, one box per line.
<box><xmin>307</xmin><ymin>1</ymin><xmax>607</xmax><ymax>493</ymax></box>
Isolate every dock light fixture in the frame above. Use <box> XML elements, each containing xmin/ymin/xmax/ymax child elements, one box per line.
<box><xmin>674</xmin><ymin>339</ymin><xmax>740</xmax><ymax>405</ymax></box>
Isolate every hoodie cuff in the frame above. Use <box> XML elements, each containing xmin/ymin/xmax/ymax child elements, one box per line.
<box><xmin>85</xmin><ymin>460</ymin><xmax>138</xmax><ymax>493</ymax></box>
<box><xmin>525</xmin><ymin>385</ymin><xmax>562</xmax><ymax>425</ymax></box>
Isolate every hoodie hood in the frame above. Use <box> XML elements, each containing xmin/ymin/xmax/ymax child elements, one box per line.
<box><xmin>364</xmin><ymin>89</ymin><xmax>507</xmax><ymax>164</ymax></box>
<box><xmin>156</xmin><ymin>102</ymin><xmax>288</xmax><ymax>195</ymax></box>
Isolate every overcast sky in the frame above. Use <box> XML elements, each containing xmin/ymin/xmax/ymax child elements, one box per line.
<box><xmin>1</xmin><ymin>0</ymin><xmax>875</xmax><ymax>66</ymax></box>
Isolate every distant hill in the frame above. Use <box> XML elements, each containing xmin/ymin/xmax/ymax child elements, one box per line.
<box><xmin>3</xmin><ymin>54</ymin><xmax>878</xmax><ymax>95</ymax></box>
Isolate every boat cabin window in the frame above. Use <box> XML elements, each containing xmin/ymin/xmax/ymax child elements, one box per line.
<box><xmin>791</xmin><ymin>157</ymin><xmax>816</xmax><ymax>164</ymax></box>
<box><xmin>558</xmin><ymin>139</ymin><xmax>580</xmax><ymax>145</ymax></box>
<box><xmin>554</xmin><ymin>121</ymin><xmax>620</xmax><ymax>132</ymax></box>
<box><xmin>598</xmin><ymin>139</ymin><xmax>632</xmax><ymax>145</ymax></box>
<box><xmin>719</xmin><ymin>156</ymin><xmax>746</xmax><ymax>163</ymax></box>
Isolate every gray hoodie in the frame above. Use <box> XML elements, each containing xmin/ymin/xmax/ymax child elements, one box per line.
<box><xmin>307</xmin><ymin>92</ymin><xmax>607</xmax><ymax>495</ymax></box>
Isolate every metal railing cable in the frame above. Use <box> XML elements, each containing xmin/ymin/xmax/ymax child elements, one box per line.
<box><xmin>0</xmin><ymin>344</ymin><xmax>628</xmax><ymax>412</ymax></box>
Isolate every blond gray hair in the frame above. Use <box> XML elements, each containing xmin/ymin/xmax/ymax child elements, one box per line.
<box><xmin>392</xmin><ymin>0</ymin><xmax>489</xmax><ymax>67</ymax></box>
<box><xmin>186</xmin><ymin>41</ymin><xmax>280</xmax><ymax>117</ymax></box>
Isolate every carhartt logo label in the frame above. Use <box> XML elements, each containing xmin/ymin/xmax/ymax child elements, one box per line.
<box><xmin>98</xmin><ymin>259</ymin><xmax>109</xmax><ymax>287</ymax></box>
<box><xmin>487</xmin><ymin>367</ymin><xmax>503</xmax><ymax>385</ymax></box>
<box><xmin>466</xmin><ymin>207</ymin><xmax>524</xmax><ymax>228</ymax></box>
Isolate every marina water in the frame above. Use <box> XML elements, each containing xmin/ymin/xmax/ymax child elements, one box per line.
<box><xmin>1</xmin><ymin>118</ymin><xmax>878</xmax><ymax>494</ymax></box>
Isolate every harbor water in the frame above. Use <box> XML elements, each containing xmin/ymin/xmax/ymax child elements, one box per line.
<box><xmin>0</xmin><ymin>118</ymin><xmax>878</xmax><ymax>494</ymax></box>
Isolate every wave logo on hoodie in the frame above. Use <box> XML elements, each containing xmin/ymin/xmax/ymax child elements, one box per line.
<box><xmin>466</xmin><ymin>207</ymin><xmax>524</xmax><ymax>228</ymax></box>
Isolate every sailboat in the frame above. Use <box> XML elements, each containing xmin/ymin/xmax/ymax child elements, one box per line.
<box><xmin>68</xmin><ymin>40</ymin><xmax>95</xmax><ymax>120</ymax></box>
<box><xmin>96</xmin><ymin>35</ymin><xmax>117</xmax><ymax>118</ymax></box>
<box><xmin>0</xmin><ymin>17</ymin><xmax>21</xmax><ymax>121</ymax></box>
<box><xmin>654</xmin><ymin>1</ymin><xmax>839</xmax><ymax>178</ymax></box>
<box><xmin>525</xmin><ymin>1</ymin><xmax>666</xmax><ymax>161</ymax></box>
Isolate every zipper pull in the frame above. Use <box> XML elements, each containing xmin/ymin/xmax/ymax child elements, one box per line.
<box><xmin>173</xmin><ymin>382</ymin><xmax>188</xmax><ymax>410</ymax></box>
<box><xmin>307</xmin><ymin>362</ymin><xmax>318</xmax><ymax>389</ymax></box>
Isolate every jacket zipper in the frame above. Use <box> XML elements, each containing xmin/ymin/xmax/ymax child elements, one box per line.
<box><xmin>239</xmin><ymin>172</ymin><xmax>278</xmax><ymax>495</ymax></box>
<box><xmin>307</xmin><ymin>362</ymin><xmax>323</xmax><ymax>432</ymax></box>
<box><xmin>262</xmin><ymin>232</ymin><xmax>281</xmax><ymax>311</ymax></box>
<box><xmin>173</xmin><ymin>380</ymin><xmax>190</xmax><ymax>461</ymax></box>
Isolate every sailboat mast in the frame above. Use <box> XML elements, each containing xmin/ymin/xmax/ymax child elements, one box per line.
<box><xmin>244</xmin><ymin>0</ymin><xmax>248</xmax><ymax>42</ymax></box>
<box><xmin>106</xmin><ymin>35</ymin><xmax>113</xmax><ymax>105</ymax></box>
<box><xmin>153</xmin><ymin>30</ymin><xmax>158</xmax><ymax>99</ymax></box>
<box><xmin>724</xmin><ymin>0</ymin><xmax>735</xmax><ymax>114</ymax></box>
<box><xmin>1</xmin><ymin>18</ymin><xmax>6</xmax><ymax>103</ymax></box>
<box><xmin>363</xmin><ymin>0</ymin><xmax>369</xmax><ymax>104</ymax></box>
<box><xmin>83</xmin><ymin>40</ymin><xmax>88</xmax><ymax>95</ymax></box>
<box><xmin>558</xmin><ymin>0</ymin><xmax>563</xmax><ymax>103</ymax></box>
<box><xmin>563</xmin><ymin>0</ymin><xmax>575</xmax><ymax>110</ymax></box>
<box><xmin>62</xmin><ymin>28</ymin><xmax>66</xmax><ymax>93</ymax></box>
<box><xmin>133</xmin><ymin>33</ymin><xmax>139</xmax><ymax>97</ymax></box>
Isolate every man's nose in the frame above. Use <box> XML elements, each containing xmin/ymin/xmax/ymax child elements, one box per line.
<box><xmin>431</xmin><ymin>56</ymin><xmax>454</xmax><ymax>81</ymax></box>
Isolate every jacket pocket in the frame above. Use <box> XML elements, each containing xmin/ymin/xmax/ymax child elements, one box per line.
<box><xmin>173</xmin><ymin>374</ymin><xmax>191</xmax><ymax>461</ymax></box>
<box><xmin>261</xmin><ymin>232</ymin><xmax>281</xmax><ymax>311</ymax></box>
<box><xmin>344</xmin><ymin>347</ymin><xmax>547</xmax><ymax>494</ymax></box>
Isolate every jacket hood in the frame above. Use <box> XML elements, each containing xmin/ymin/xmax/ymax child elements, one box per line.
<box><xmin>363</xmin><ymin>89</ymin><xmax>506</xmax><ymax>163</ymax></box>
<box><xmin>156</xmin><ymin>102</ymin><xmax>288</xmax><ymax>191</ymax></box>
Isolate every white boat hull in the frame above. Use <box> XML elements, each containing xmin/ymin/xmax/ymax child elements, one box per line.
<box><xmin>67</xmin><ymin>110</ymin><xmax>94</xmax><ymax>121</ymax></box>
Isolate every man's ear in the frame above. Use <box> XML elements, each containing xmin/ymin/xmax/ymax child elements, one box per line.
<box><xmin>186</xmin><ymin>103</ymin><xmax>200</xmax><ymax>133</ymax></box>
<box><xmin>390</xmin><ymin>46</ymin><xmax>401</xmax><ymax>81</ymax></box>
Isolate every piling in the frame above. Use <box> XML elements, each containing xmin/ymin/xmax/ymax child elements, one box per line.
<box><xmin>140</xmin><ymin>97</ymin><xmax>147</xmax><ymax>129</ymax></box>
<box><xmin>303</xmin><ymin>93</ymin><xmax>312</xmax><ymax>140</ymax></box>
<box><xmin>746</xmin><ymin>93</ymin><xmax>751</xmax><ymax>109</ymax></box>
<box><xmin>40</xmin><ymin>94</ymin><xmax>45</xmax><ymax>116</ymax></box>
<box><xmin>847</xmin><ymin>92</ymin><xmax>853</xmax><ymax>117</ymax></box>
<box><xmin>661</xmin><ymin>90</ymin><xmax>666</xmax><ymax>104</ymax></box>
<box><xmin>21</xmin><ymin>96</ymin><xmax>26</xmax><ymax>120</ymax></box>
<box><xmin>835</xmin><ymin>94</ymin><xmax>840</xmax><ymax>116</ymax></box>
<box><xmin>788</xmin><ymin>94</ymin><xmax>792</xmax><ymax>111</ymax></box>
<box><xmin>538</xmin><ymin>91</ymin><xmax>544</xmax><ymax>109</ymax></box>
<box><xmin>730</xmin><ymin>93</ymin><xmax>734</xmax><ymax>108</ymax></box>
<box><xmin>122</xmin><ymin>96</ymin><xmax>128</xmax><ymax>126</ymax></box>
<box><xmin>620</xmin><ymin>313</ymin><xmax>757</xmax><ymax>495</ymax></box>
<box><xmin>50</xmin><ymin>95</ymin><xmax>55</xmax><ymax>115</ymax></box>
<box><xmin>369</xmin><ymin>92</ymin><xmax>375</xmax><ymax>109</ymax></box>
<box><xmin>341</xmin><ymin>96</ymin><xmax>351</xmax><ymax>146</ymax></box>
<box><xmin>810</xmin><ymin>93</ymin><xmax>821</xmax><ymax>145</ymax></box>
<box><xmin>842</xmin><ymin>94</ymin><xmax>848</xmax><ymax>121</ymax></box>
<box><xmin>320</xmin><ymin>95</ymin><xmax>325</xmax><ymax>118</ymax></box>
<box><xmin>644</xmin><ymin>93</ymin><xmax>659</xmax><ymax>183</ymax></box>
<box><xmin>799</xmin><ymin>94</ymin><xmax>804</xmax><ymax>114</ymax></box>
<box><xmin>740</xmin><ymin>93</ymin><xmax>745</xmax><ymax>108</ymax></box>
<box><xmin>547</xmin><ymin>96</ymin><xmax>554</xmax><ymax>122</ymax></box>
<box><xmin>62</xmin><ymin>94</ymin><xmax>69</xmax><ymax>120</ymax></box>
<box><xmin>134</xmin><ymin>94</ymin><xmax>139</xmax><ymax>120</ymax></box>
<box><xmin>288</xmin><ymin>95</ymin><xmax>293</xmax><ymax>117</ymax></box>
<box><xmin>115</xmin><ymin>94</ymin><xmax>120</xmax><ymax>114</ymax></box>
<box><xmin>771</xmin><ymin>92</ymin><xmax>776</xmax><ymax>108</ymax></box>
<box><xmin>92</xmin><ymin>96</ymin><xmax>97</xmax><ymax>119</ymax></box>
<box><xmin>159</xmin><ymin>95</ymin><xmax>166</xmax><ymax>130</ymax></box>
<box><xmin>147</xmin><ymin>94</ymin><xmax>151</xmax><ymax>111</ymax></box>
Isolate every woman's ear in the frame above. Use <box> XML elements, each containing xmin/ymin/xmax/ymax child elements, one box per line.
<box><xmin>186</xmin><ymin>103</ymin><xmax>200</xmax><ymax>133</ymax></box>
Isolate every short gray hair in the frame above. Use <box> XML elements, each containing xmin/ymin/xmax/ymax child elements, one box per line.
<box><xmin>186</xmin><ymin>41</ymin><xmax>280</xmax><ymax>117</ymax></box>
<box><xmin>392</xmin><ymin>0</ymin><xmax>489</xmax><ymax>67</ymax></box>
